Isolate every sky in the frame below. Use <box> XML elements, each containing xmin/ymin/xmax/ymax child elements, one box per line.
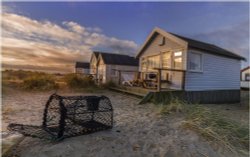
<box><xmin>2</xmin><ymin>2</ymin><xmax>249</xmax><ymax>73</ymax></box>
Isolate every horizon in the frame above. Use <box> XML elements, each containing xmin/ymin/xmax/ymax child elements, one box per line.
<box><xmin>2</xmin><ymin>2</ymin><xmax>249</xmax><ymax>73</ymax></box>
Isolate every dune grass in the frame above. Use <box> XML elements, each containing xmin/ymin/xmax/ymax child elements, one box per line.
<box><xmin>156</xmin><ymin>97</ymin><xmax>187</xmax><ymax>114</ymax></box>
<box><xmin>22</xmin><ymin>75</ymin><xmax>58</xmax><ymax>91</ymax></box>
<box><xmin>183</xmin><ymin>105</ymin><xmax>249</xmax><ymax>155</ymax></box>
<box><xmin>155</xmin><ymin>96</ymin><xmax>249</xmax><ymax>155</ymax></box>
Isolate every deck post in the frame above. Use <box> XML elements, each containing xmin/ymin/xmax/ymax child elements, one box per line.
<box><xmin>118</xmin><ymin>70</ymin><xmax>121</xmax><ymax>85</ymax></box>
<box><xmin>182</xmin><ymin>71</ymin><xmax>186</xmax><ymax>90</ymax></box>
<box><xmin>157</xmin><ymin>69</ymin><xmax>161</xmax><ymax>91</ymax></box>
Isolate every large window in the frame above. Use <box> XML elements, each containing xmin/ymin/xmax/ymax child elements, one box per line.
<box><xmin>141</xmin><ymin>58</ymin><xmax>147</xmax><ymax>71</ymax></box>
<box><xmin>173</xmin><ymin>51</ymin><xmax>182</xmax><ymax>69</ymax></box>
<box><xmin>162</xmin><ymin>52</ymin><xmax>171</xmax><ymax>68</ymax></box>
<box><xmin>189</xmin><ymin>52</ymin><xmax>202</xmax><ymax>72</ymax></box>
<box><xmin>147</xmin><ymin>55</ymin><xmax>160</xmax><ymax>69</ymax></box>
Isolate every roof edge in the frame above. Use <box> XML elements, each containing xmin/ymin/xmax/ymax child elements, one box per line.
<box><xmin>135</xmin><ymin>27</ymin><xmax>188</xmax><ymax>58</ymax></box>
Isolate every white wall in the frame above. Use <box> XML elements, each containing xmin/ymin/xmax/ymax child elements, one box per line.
<box><xmin>97</xmin><ymin>59</ymin><xmax>106</xmax><ymax>83</ymax></box>
<box><xmin>75</xmin><ymin>68</ymin><xmax>90</xmax><ymax>74</ymax></box>
<box><xmin>105</xmin><ymin>64</ymin><xmax>138</xmax><ymax>84</ymax></box>
<box><xmin>185</xmin><ymin>49</ymin><xmax>241</xmax><ymax>91</ymax></box>
<box><xmin>90</xmin><ymin>55</ymin><xmax>97</xmax><ymax>75</ymax></box>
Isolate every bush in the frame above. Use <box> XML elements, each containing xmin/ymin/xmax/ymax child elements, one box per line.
<box><xmin>2</xmin><ymin>70</ymin><xmax>47</xmax><ymax>81</ymax></box>
<box><xmin>100</xmin><ymin>80</ymin><xmax>117</xmax><ymax>89</ymax></box>
<box><xmin>22</xmin><ymin>75</ymin><xmax>58</xmax><ymax>91</ymax></box>
<box><xmin>64</xmin><ymin>74</ymin><xmax>96</xmax><ymax>89</ymax></box>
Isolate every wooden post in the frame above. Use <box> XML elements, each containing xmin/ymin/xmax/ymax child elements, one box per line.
<box><xmin>182</xmin><ymin>71</ymin><xmax>186</xmax><ymax>90</ymax></box>
<box><xmin>118</xmin><ymin>71</ymin><xmax>121</xmax><ymax>85</ymax></box>
<box><xmin>157</xmin><ymin>69</ymin><xmax>161</xmax><ymax>91</ymax></box>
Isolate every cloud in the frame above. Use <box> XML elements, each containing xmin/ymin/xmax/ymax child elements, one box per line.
<box><xmin>191</xmin><ymin>21</ymin><xmax>249</xmax><ymax>67</ymax></box>
<box><xmin>2</xmin><ymin>11</ymin><xmax>138</xmax><ymax>73</ymax></box>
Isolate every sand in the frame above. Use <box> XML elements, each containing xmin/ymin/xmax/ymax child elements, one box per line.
<box><xmin>2</xmin><ymin>89</ymin><xmax>245</xmax><ymax>157</ymax></box>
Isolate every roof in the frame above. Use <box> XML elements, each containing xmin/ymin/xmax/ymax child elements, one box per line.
<box><xmin>136</xmin><ymin>27</ymin><xmax>245</xmax><ymax>60</ymax></box>
<box><xmin>92</xmin><ymin>51</ymin><xmax>100</xmax><ymax>58</ymax></box>
<box><xmin>170</xmin><ymin>33</ymin><xmax>245</xmax><ymax>60</ymax></box>
<box><xmin>75</xmin><ymin>62</ymin><xmax>90</xmax><ymax>69</ymax></box>
<box><xmin>98</xmin><ymin>52</ymin><xmax>139</xmax><ymax>66</ymax></box>
<box><xmin>241</xmin><ymin>66</ymin><xmax>250</xmax><ymax>72</ymax></box>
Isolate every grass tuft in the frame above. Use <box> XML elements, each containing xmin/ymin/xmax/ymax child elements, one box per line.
<box><xmin>157</xmin><ymin>97</ymin><xmax>186</xmax><ymax>114</ymax></box>
<box><xmin>100</xmin><ymin>81</ymin><xmax>117</xmax><ymax>89</ymax></box>
<box><xmin>183</xmin><ymin>105</ymin><xmax>249</xmax><ymax>154</ymax></box>
<box><xmin>21</xmin><ymin>75</ymin><xmax>58</xmax><ymax>91</ymax></box>
<box><xmin>64</xmin><ymin>74</ymin><xmax>96</xmax><ymax>89</ymax></box>
<box><xmin>154</xmin><ymin>96</ymin><xmax>249</xmax><ymax>155</ymax></box>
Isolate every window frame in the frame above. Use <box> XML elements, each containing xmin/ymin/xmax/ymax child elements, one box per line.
<box><xmin>147</xmin><ymin>55</ymin><xmax>160</xmax><ymax>70</ymax></box>
<box><xmin>188</xmin><ymin>51</ymin><xmax>203</xmax><ymax>73</ymax></box>
<box><xmin>245</xmin><ymin>73</ymin><xmax>250</xmax><ymax>81</ymax></box>
<box><xmin>141</xmin><ymin>57</ymin><xmax>147</xmax><ymax>71</ymax></box>
<box><xmin>173</xmin><ymin>51</ymin><xmax>183</xmax><ymax>70</ymax></box>
<box><xmin>162</xmin><ymin>51</ymin><xmax>172</xmax><ymax>69</ymax></box>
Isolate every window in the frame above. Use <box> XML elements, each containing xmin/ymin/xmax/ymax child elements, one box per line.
<box><xmin>147</xmin><ymin>55</ymin><xmax>160</xmax><ymax>69</ymax></box>
<box><xmin>174</xmin><ymin>51</ymin><xmax>182</xmax><ymax>57</ymax></box>
<box><xmin>174</xmin><ymin>57</ymin><xmax>182</xmax><ymax>69</ymax></box>
<box><xmin>245</xmin><ymin>73</ymin><xmax>250</xmax><ymax>81</ymax></box>
<box><xmin>141</xmin><ymin>58</ymin><xmax>147</xmax><ymax>71</ymax></box>
<box><xmin>189</xmin><ymin>52</ymin><xmax>202</xmax><ymax>72</ymax></box>
<box><xmin>162</xmin><ymin>52</ymin><xmax>171</xmax><ymax>68</ymax></box>
<box><xmin>173</xmin><ymin>51</ymin><xmax>182</xmax><ymax>69</ymax></box>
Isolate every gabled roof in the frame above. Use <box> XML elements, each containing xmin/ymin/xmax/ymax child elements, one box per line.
<box><xmin>241</xmin><ymin>66</ymin><xmax>250</xmax><ymax>72</ymax></box>
<box><xmin>92</xmin><ymin>51</ymin><xmax>100</xmax><ymax>58</ymax></box>
<box><xmin>75</xmin><ymin>62</ymin><xmax>90</xmax><ymax>69</ymax></box>
<box><xmin>98</xmin><ymin>52</ymin><xmax>139</xmax><ymax>66</ymax></box>
<box><xmin>170</xmin><ymin>33</ymin><xmax>245</xmax><ymax>60</ymax></box>
<box><xmin>136</xmin><ymin>27</ymin><xmax>245</xmax><ymax>60</ymax></box>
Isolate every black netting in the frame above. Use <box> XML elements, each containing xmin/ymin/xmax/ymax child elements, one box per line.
<box><xmin>8</xmin><ymin>94</ymin><xmax>113</xmax><ymax>141</ymax></box>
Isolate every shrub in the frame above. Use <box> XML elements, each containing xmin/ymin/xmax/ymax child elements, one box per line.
<box><xmin>22</xmin><ymin>75</ymin><xmax>58</xmax><ymax>91</ymax></box>
<box><xmin>64</xmin><ymin>74</ymin><xmax>96</xmax><ymax>89</ymax></box>
<box><xmin>2</xmin><ymin>70</ymin><xmax>47</xmax><ymax>81</ymax></box>
<box><xmin>100</xmin><ymin>80</ymin><xmax>117</xmax><ymax>89</ymax></box>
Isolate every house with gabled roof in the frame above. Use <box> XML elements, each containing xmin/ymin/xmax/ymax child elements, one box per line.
<box><xmin>75</xmin><ymin>62</ymin><xmax>90</xmax><ymax>74</ymax></box>
<box><xmin>91</xmin><ymin>52</ymin><xmax>139</xmax><ymax>84</ymax></box>
<box><xmin>241</xmin><ymin>66</ymin><xmax>250</xmax><ymax>89</ymax></box>
<box><xmin>136</xmin><ymin>27</ymin><xmax>245</xmax><ymax>103</ymax></box>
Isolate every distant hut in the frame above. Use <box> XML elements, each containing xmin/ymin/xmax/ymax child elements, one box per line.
<box><xmin>75</xmin><ymin>62</ymin><xmax>90</xmax><ymax>75</ymax></box>
<box><xmin>241</xmin><ymin>66</ymin><xmax>250</xmax><ymax>89</ymax></box>
<box><xmin>90</xmin><ymin>51</ymin><xmax>139</xmax><ymax>84</ymax></box>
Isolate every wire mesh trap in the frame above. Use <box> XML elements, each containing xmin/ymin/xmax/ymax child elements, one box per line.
<box><xmin>8</xmin><ymin>94</ymin><xmax>113</xmax><ymax>141</ymax></box>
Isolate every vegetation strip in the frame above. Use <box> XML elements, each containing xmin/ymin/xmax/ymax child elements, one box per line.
<box><xmin>156</xmin><ymin>97</ymin><xmax>249</xmax><ymax>155</ymax></box>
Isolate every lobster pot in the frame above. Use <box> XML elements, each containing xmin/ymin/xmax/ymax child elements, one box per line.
<box><xmin>8</xmin><ymin>94</ymin><xmax>113</xmax><ymax>140</ymax></box>
<box><xmin>43</xmin><ymin>95</ymin><xmax>113</xmax><ymax>139</ymax></box>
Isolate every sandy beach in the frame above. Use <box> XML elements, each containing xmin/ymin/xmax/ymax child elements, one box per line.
<box><xmin>2</xmin><ymin>89</ymin><xmax>247</xmax><ymax>157</ymax></box>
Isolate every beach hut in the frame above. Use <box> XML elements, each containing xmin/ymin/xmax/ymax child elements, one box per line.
<box><xmin>241</xmin><ymin>66</ymin><xmax>250</xmax><ymax>89</ymax></box>
<box><xmin>75</xmin><ymin>62</ymin><xmax>90</xmax><ymax>75</ymax></box>
<box><xmin>136</xmin><ymin>27</ymin><xmax>245</xmax><ymax>103</ymax></box>
<box><xmin>90</xmin><ymin>51</ymin><xmax>139</xmax><ymax>84</ymax></box>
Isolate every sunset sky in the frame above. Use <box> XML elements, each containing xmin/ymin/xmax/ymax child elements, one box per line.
<box><xmin>2</xmin><ymin>2</ymin><xmax>249</xmax><ymax>73</ymax></box>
